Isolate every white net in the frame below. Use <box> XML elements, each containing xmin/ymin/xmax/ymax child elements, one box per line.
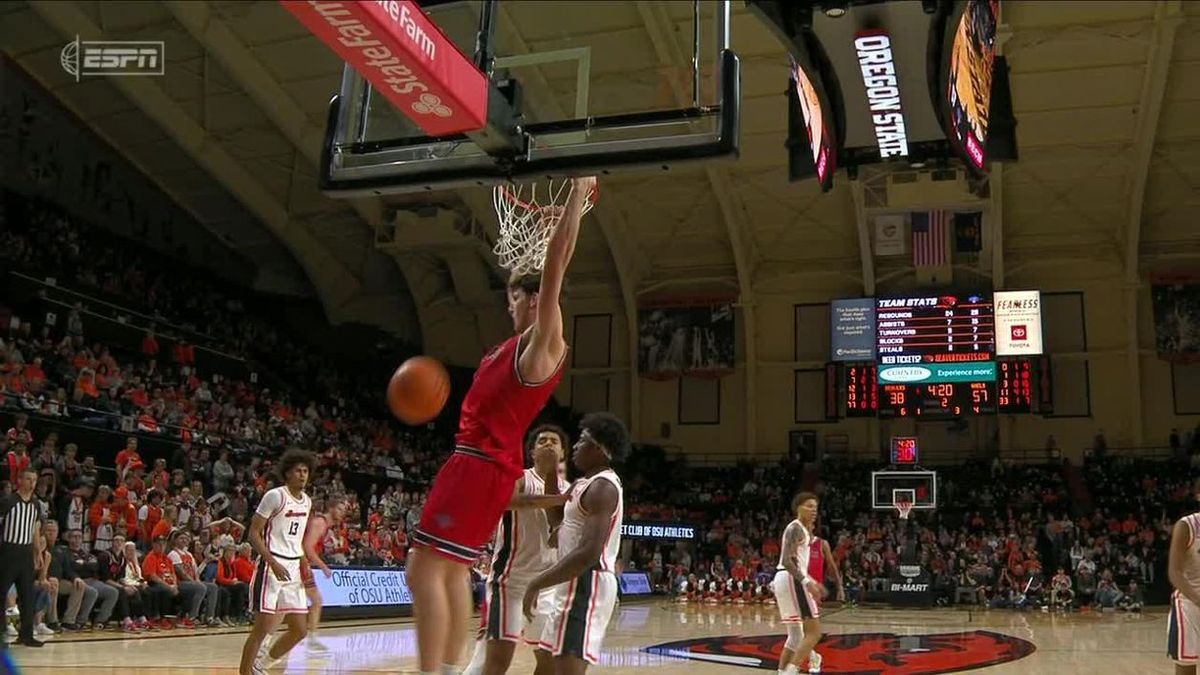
<box><xmin>896</xmin><ymin>500</ymin><xmax>914</xmax><ymax>520</ymax></box>
<box><xmin>492</xmin><ymin>178</ymin><xmax>597</xmax><ymax>276</ymax></box>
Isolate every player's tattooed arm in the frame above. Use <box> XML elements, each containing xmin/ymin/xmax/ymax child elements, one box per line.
<box><xmin>780</xmin><ymin>521</ymin><xmax>805</xmax><ymax>583</ymax></box>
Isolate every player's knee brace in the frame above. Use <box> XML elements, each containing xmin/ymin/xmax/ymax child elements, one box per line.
<box><xmin>785</xmin><ymin>623</ymin><xmax>804</xmax><ymax>651</ymax></box>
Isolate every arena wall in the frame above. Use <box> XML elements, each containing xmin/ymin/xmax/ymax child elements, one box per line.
<box><xmin>558</xmin><ymin>261</ymin><xmax>1198</xmax><ymax>463</ymax></box>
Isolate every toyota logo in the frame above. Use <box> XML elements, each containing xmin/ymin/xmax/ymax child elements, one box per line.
<box><xmin>411</xmin><ymin>93</ymin><xmax>452</xmax><ymax>117</ymax></box>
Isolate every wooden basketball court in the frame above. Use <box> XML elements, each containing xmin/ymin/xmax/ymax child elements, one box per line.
<box><xmin>9</xmin><ymin>601</ymin><xmax>1165</xmax><ymax>673</ymax></box>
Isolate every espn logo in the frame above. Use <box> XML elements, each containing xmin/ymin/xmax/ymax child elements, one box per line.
<box><xmin>61</xmin><ymin>37</ymin><xmax>165</xmax><ymax>82</ymax></box>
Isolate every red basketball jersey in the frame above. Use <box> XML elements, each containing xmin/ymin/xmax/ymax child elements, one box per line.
<box><xmin>305</xmin><ymin>514</ymin><xmax>328</xmax><ymax>556</ymax></box>
<box><xmin>455</xmin><ymin>330</ymin><xmax>566</xmax><ymax>477</ymax></box>
<box><xmin>807</xmin><ymin>537</ymin><xmax>825</xmax><ymax>584</ymax></box>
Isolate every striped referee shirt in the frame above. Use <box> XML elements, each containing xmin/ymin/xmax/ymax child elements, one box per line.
<box><xmin>0</xmin><ymin>493</ymin><xmax>40</xmax><ymax>546</ymax></box>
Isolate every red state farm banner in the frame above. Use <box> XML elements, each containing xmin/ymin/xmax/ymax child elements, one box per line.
<box><xmin>282</xmin><ymin>0</ymin><xmax>488</xmax><ymax>137</ymax></box>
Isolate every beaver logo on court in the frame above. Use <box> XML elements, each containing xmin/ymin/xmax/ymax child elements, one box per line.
<box><xmin>643</xmin><ymin>630</ymin><xmax>1035</xmax><ymax>674</ymax></box>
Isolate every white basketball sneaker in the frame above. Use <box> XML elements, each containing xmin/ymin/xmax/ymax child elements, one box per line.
<box><xmin>809</xmin><ymin>650</ymin><xmax>823</xmax><ymax>673</ymax></box>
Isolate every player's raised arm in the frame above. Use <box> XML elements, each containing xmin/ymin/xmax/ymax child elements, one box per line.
<box><xmin>526</xmin><ymin>176</ymin><xmax>595</xmax><ymax>360</ymax></box>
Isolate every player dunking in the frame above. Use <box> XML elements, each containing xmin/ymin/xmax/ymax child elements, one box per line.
<box><xmin>300</xmin><ymin>496</ymin><xmax>347</xmax><ymax>652</ymax></box>
<box><xmin>464</xmin><ymin>424</ymin><xmax>572</xmax><ymax>675</ymax></box>
<box><xmin>523</xmin><ymin>412</ymin><xmax>630</xmax><ymax>675</ymax></box>
<box><xmin>1168</xmin><ymin>479</ymin><xmax>1200</xmax><ymax>673</ymax></box>
<box><xmin>238</xmin><ymin>449</ymin><xmax>315</xmax><ymax>675</ymax></box>
<box><xmin>803</xmin><ymin>525</ymin><xmax>844</xmax><ymax>674</ymax></box>
<box><xmin>772</xmin><ymin>493</ymin><xmax>825</xmax><ymax>675</ymax></box>
<box><xmin>408</xmin><ymin>176</ymin><xmax>596</xmax><ymax>675</ymax></box>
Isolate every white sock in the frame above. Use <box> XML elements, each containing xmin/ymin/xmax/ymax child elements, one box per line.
<box><xmin>441</xmin><ymin>664</ymin><xmax>462</xmax><ymax>675</ymax></box>
<box><xmin>462</xmin><ymin>639</ymin><xmax>486</xmax><ymax>675</ymax></box>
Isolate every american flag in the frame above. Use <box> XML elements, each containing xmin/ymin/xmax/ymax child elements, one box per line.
<box><xmin>911</xmin><ymin>211</ymin><xmax>950</xmax><ymax>267</ymax></box>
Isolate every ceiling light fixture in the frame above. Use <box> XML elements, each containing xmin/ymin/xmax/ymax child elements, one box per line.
<box><xmin>823</xmin><ymin>1</ymin><xmax>848</xmax><ymax>18</ymax></box>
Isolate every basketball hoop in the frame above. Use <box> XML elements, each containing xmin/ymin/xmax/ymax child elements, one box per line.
<box><xmin>896</xmin><ymin>498</ymin><xmax>914</xmax><ymax>521</ymax></box>
<box><xmin>492</xmin><ymin>178</ymin><xmax>598</xmax><ymax>275</ymax></box>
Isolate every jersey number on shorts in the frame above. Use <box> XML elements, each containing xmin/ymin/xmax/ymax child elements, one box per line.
<box><xmin>288</xmin><ymin>522</ymin><xmax>299</xmax><ymax>536</ymax></box>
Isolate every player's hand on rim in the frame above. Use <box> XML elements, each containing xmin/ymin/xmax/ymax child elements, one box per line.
<box><xmin>571</xmin><ymin>175</ymin><xmax>597</xmax><ymax>196</ymax></box>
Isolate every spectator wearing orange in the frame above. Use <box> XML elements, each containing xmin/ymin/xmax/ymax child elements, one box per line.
<box><xmin>6</xmin><ymin>441</ymin><xmax>31</xmax><ymax>484</ymax></box>
<box><xmin>6</xmin><ymin>413</ymin><xmax>33</xmax><ymax>446</ymax></box>
<box><xmin>88</xmin><ymin>485</ymin><xmax>116</xmax><ymax>552</ymax></box>
<box><xmin>141</xmin><ymin>330</ymin><xmax>160</xmax><ymax>359</ymax></box>
<box><xmin>233</xmin><ymin>543</ymin><xmax>255</xmax><ymax>583</ymax></box>
<box><xmin>215</xmin><ymin>545</ymin><xmax>249</xmax><ymax>624</ymax></box>
<box><xmin>761</xmin><ymin>534</ymin><xmax>780</xmax><ymax>560</ymax></box>
<box><xmin>74</xmin><ymin>367</ymin><xmax>100</xmax><ymax>405</ymax></box>
<box><xmin>111</xmin><ymin>486</ymin><xmax>139</xmax><ymax>543</ymax></box>
<box><xmin>148</xmin><ymin>458</ymin><xmax>170</xmax><ymax>493</ymax></box>
<box><xmin>730</xmin><ymin>558</ymin><xmax>749</xmax><ymax>585</ymax></box>
<box><xmin>138</xmin><ymin>490</ymin><xmax>164</xmax><ymax>543</ymax></box>
<box><xmin>23</xmin><ymin>357</ymin><xmax>46</xmax><ymax>386</ymax></box>
<box><xmin>141</xmin><ymin>535</ymin><xmax>181</xmax><ymax>629</ymax></box>
<box><xmin>172</xmin><ymin>340</ymin><xmax>195</xmax><ymax>366</ymax></box>
<box><xmin>122</xmin><ymin>469</ymin><xmax>145</xmax><ymax>502</ymax></box>
<box><xmin>114</xmin><ymin>437</ymin><xmax>144</xmax><ymax>482</ymax></box>
<box><xmin>126</xmin><ymin>381</ymin><xmax>150</xmax><ymax>409</ymax></box>
<box><xmin>136</xmin><ymin>411</ymin><xmax>159</xmax><ymax>434</ymax></box>
<box><xmin>150</xmin><ymin>504</ymin><xmax>179</xmax><ymax>543</ymax></box>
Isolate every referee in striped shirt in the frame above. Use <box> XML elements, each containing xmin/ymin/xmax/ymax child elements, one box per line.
<box><xmin>1</xmin><ymin>466</ymin><xmax>44</xmax><ymax>648</ymax></box>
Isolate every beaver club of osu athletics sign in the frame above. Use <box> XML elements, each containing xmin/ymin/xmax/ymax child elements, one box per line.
<box><xmin>644</xmin><ymin>630</ymin><xmax>1035</xmax><ymax>674</ymax></box>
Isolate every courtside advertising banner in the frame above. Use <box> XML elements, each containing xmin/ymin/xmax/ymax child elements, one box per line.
<box><xmin>281</xmin><ymin>0</ymin><xmax>488</xmax><ymax>136</ymax></box>
<box><xmin>620</xmin><ymin>522</ymin><xmax>696</xmax><ymax>541</ymax></box>
<box><xmin>995</xmin><ymin>291</ymin><xmax>1042</xmax><ymax>356</ymax></box>
<box><xmin>316</xmin><ymin>567</ymin><xmax>413</xmax><ymax>608</ymax></box>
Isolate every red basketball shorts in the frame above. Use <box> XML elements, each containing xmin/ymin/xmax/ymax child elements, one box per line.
<box><xmin>412</xmin><ymin>448</ymin><xmax>517</xmax><ymax>564</ymax></box>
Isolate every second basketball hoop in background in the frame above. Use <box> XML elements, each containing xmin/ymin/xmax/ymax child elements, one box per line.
<box><xmin>492</xmin><ymin>178</ymin><xmax>599</xmax><ymax>275</ymax></box>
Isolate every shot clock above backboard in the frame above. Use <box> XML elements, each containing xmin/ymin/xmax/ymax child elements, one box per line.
<box><xmin>891</xmin><ymin>436</ymin><xmax>919</xmax><ymax>465</ymax></box>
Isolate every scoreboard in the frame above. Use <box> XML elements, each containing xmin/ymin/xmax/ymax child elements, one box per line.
<box><xmin>830</xmin><ymin>296</ymin><xmax>1045</xmax><ymax>419</ymax></box>
<box><xmin>876</xmin><ymin>294</ymin><xmax>995</xmax><ymax>363</ymax></box>
<box><xmin>844</xmin><ymin>363</ymin><xmax>878</xmax><ymax>417</ymax></box>
<box><xmin>879</xmin><ymin>381</ymin><xmax>996</xmax><ymax>417</ymax></box>
<box><xmin>876</xmin><ymin>294</ymin><xmax>996</xmax><ymax>418</ymax></box>
<box><xmin>997</xmin><ymin>357</ymin><xmax>1034</xmax><ymax>414</ymax></box>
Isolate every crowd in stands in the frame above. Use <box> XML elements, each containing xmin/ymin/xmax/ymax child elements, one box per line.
<box><xmin>626</xmin><ymin>452</ymin><xmax>1181</xmax><ymax>614</ymax></box>
<box><xmin>1</xmin><ymin>191</ymin><xmax>447</xmax><ymax>638</ymax></box>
